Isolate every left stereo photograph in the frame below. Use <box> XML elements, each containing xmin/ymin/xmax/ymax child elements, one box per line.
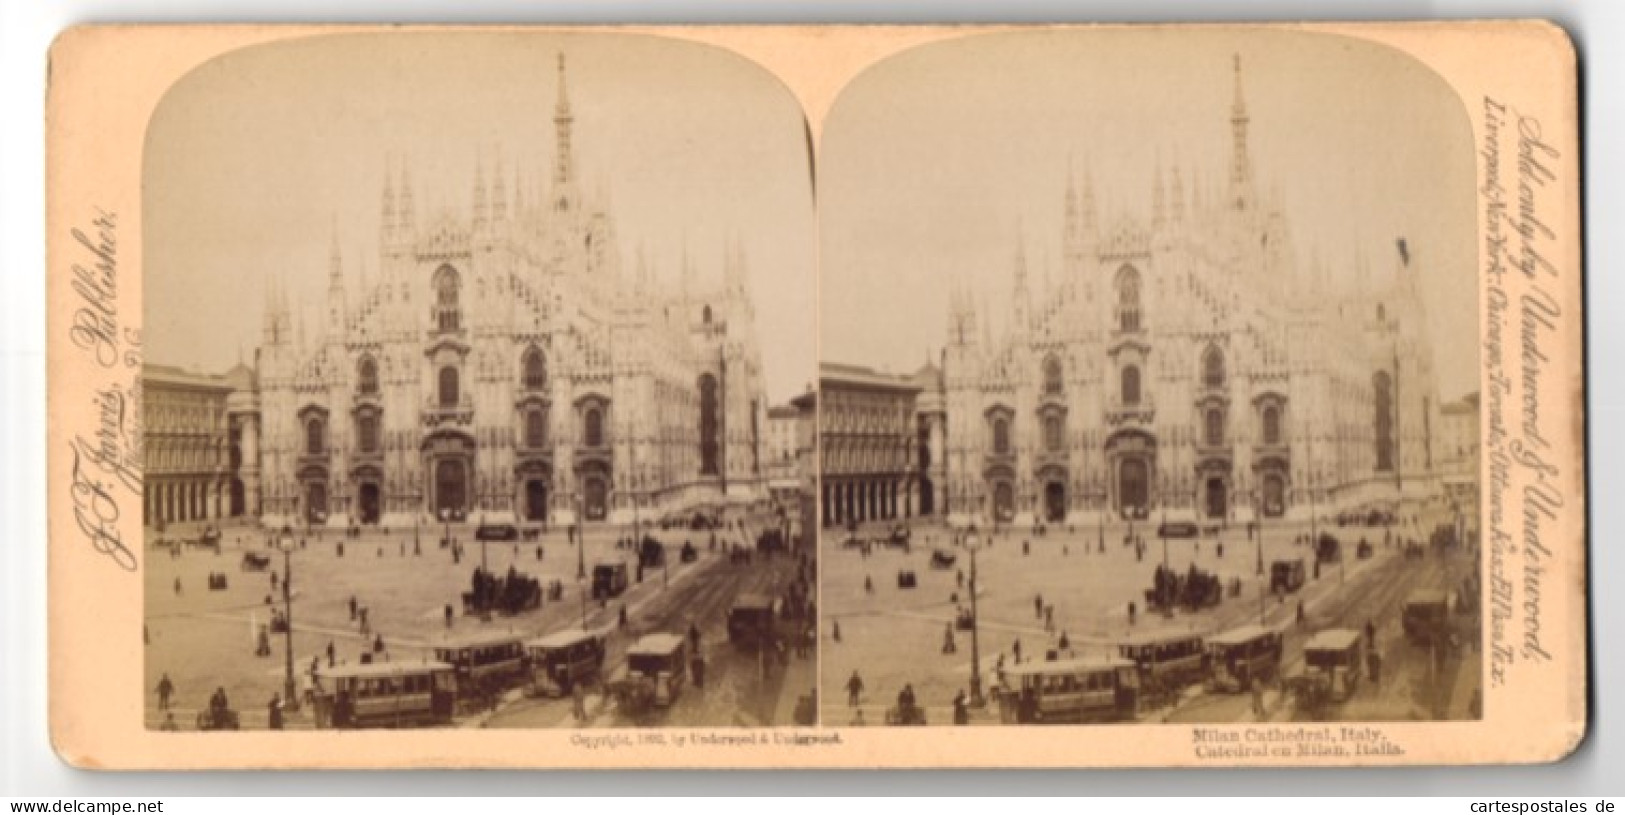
<box><xmin>138</xmin><ymin>31</ymin><xmax>819</xmax><ymax>733</ymax></box>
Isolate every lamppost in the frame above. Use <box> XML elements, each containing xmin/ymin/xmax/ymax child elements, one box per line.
<box><xmin>965</xmin><ymin>527</ymin><xmax>985</xmax><ymax>708</ymax></box>
<box><xmin>576</xmin><ymin>490</ymin><xmax>587</xmax><ymax>581</ymax></box>
<box><xmin>1254</xmin><ymin>488</ymin><xmax>1264</xmax><ymax>577</ymax></box>
<box><xmin>278</xmin><ymin>526</ymin><xmax>299</xmax><ymax>713</ymax></box>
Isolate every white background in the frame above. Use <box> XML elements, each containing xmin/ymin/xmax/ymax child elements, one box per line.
<box><xmin>2</xmin><ymin>0</ymin><xmax>1618</xmax><ymax>796</ymax></box>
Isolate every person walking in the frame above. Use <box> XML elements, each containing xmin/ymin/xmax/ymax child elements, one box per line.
<box><xmin>846</xmin><ymin>670</ymin><xmax>865</xmax><ymax>707</ymax></box>
<box><xmin>156</xmin><ymin>673</ymin><xmax>174</xmax><ymax>711</ymax></box>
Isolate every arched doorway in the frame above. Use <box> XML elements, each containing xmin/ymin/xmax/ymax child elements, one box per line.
<box><xmin>992</xmin><ymin>480</ymin><xmax>1015</xmax><ymax>522</ymax></box>
<box><xmin>358</xmin><ymin>482</ymin><xmax>381</xmax><ymax>525</ymax></box>
<box><xmin>229</xmin><ymin>478</ymin><xmax>245</xmax><ymax>517</ymax></box>
<box><xmin>525</xmin><ymin>479</ymin><xmax>548</xmax><ymax>522</ymax></box>
<box><xmin>1044</xmin><ymin>481</ymin><xmax>1067</xmax><ymax>522</ymax></box>
<box><xmin>918</xmin><ymin>478</ymin><xmax>935</xmax><ymax>517</ymax></box>
<box><xmin>583</xmin><ymin>475</ymin><xmax>608</xmax><ymax>521</ymax></box>
<box><xmin>435</xmin><ymin>459</ymin><xmax>467</xmax><ymax>518</ymax></box>
<box><xmin>1261</xmin><ymin>472</ymin><xmax>1286</xmax><ymax>517</ymax></box>
<box><xmin>1204</xmin><ymin>477</ymin><xmax>1227</xmax><ymax>519</ymax></box>
<box><xmin>305</xmin><ymin>482</ymin><xmax>328</xmax><ymax>524</ymax></box>
<box><xmin>1118</xmin><ymin>459</ymin><xmax>1149</xmax><ymax>517</ymax></box>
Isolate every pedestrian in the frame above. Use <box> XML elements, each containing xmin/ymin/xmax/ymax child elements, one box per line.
<box><xmin>571</xmin><ymin>681</ymin><xmax>588</xmax><ymax>722</ymax></box>
<box><xmin>942</xmin><ymin>622</ymin><xmax>956</xmax><ymax>654</ymax></box>
<box><xmin>1128</xmin><ymin>601</ymin><xmax>1137</xmax><ymax>626</ymax></box>
<box><xmin>832</xmin><ymin>620</ymin><xmax>842</xmax><ymax>643</ymax></box>
<box><xmin>444</xmin><ymin>603</ymin><xmax>454</xmax><ymax>628</ymax></box>
<box><xmin>1034</xmin><ymin>593</ymin><xmax>1043</xmax><ymax>619</ymax></box>
<box><xmin>156</xmin><ymin>673</ymin><xmax>174</xmax><ymax>711</ymax></box>
<box><xmin>348</xmin><ymin>595</ymin><xmax>357</xmax><ymax>621</ymax></box>
<box><xmin>1013</xmin><ymin>637</ymin><xmax>1023</xmax><ymax>663</ymax></box>
<box><xmin>270</xmin><ymin>570</ymin><xmax>279</xmax><ymax>592</ymax></box>
<box><xmin>373</xmin><ymin>633</ymin><xmax>385</xmax><ymax>654</ymax></box>
<box><xmin>267</xmin><ymin>693</ymin><xmax>284</xmax><ymax>730</ymax></box>
<box><xmin>956</xmin><ymin>569</ymin><xmax>964</xmax><ymax>589</ymax></box>
<box><xmin>688</xmin><ymin>622</ymin><xmax>701</xmax><ymax>651</ymax></box>
<box><xmin>690</xmin><ymin>652</ymin><xmax>706</xmax><ymax>688</ymax></box>
<box><xmin>1058</xmin><ymin>631</ymin><xmax>1070</xmax><ymax>651</ymax></box>
<box><xmin>174</xmin><ymin>577</ymin><xmax>183</xmax><ymax>596</ymax></box>
<box><xmin>953</xmin><ymin>689</ymin><xmax>969</xmax><ymax>725</ymax></box>
<box><xmin>864</xmin><ymin>576</ymin><xmax>873</xmax><ymax>594</ymax></box>
<box><xmin>1365</xmin><ymin>619</ymin><xmax>1377</xmax><ymax>652</ymax></box>
<box><xmin>846</xmin><ymin>670</ymin><xmax>864</xmax><ymax>706</ymax></box>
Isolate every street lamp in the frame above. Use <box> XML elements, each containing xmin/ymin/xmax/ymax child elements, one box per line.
<box><xmin>576</xmin><ymin>490</ymin><xmax>587</xmax><ymax>581</ymax></box>
<box><xmin>965</xmin><ymin>526</ymin><xmax>985</xmax><ymax>708</ymax></box>
<box><xmin>278</xmin><ymin>526</ymin><xmax>300</xmax><ymax>713</ymax></box>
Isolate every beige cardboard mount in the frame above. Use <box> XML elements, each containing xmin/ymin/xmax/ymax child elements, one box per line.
<box><xmin>47</xmin><ymin>22</ymin><xmax>1584</xmax><ymax>769</ymax></box>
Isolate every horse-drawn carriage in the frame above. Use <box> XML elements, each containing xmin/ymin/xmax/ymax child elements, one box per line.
<box><xmin>241</xmin><ymin>552</ymin><xmax>271</xmax><ymax>572</ymax></box>
<box><xmin>1314</xmin><ymin>533</ymin><xmax>1343</xmax><ymax>564</ymax></box>
<box><xmin>930</xmin><ymin>549</ymin><xmax>957</xmax><ymax>569</ymax></box>
<box><xmin>196</xmin><ymin>704</ymin><xmax>240</xmax><ymax>731</ymax></box>
<box><xmin>1144</xmin><ymin>563</ymin><xmax>1223</xmax><ymax>612</ymax></box>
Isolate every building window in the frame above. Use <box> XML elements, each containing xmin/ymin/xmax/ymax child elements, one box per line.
<box><xmin>438</xmin><ymin>366</ymin><xmax>459</xmax><ymax>408</ymax></box>
<box><xmin>1373</xmin><ymin>371</ymin><xmax>1394</xmax><ymax>471</ymax></box>
<box><xmin>522</xmin><ymin>346</ymin><xmax>547</xmax><ymax>390</ymax></box>
<box><xmin>584</xmin><ymin>407</ymin><xmax>604</xmax><ymax>448</ymax></box>
<box><xmin>1262</xmin><ymin>404</ymin><xmax>1282</xmax><ymax>445</ymax></box>
<box><xmin>305</xmin><ymin>417</ymin><xmax>324</xmax><ymax>455</ymax></box>
<box><xmin>1121</xmin><ymin>365</ymin><xmax>1142</xmax><ymax>406</ymax></box>
<box><xmin>1043</xmin><ymin>356</ymin><xmax>1064</xmax><ymax>395</ymax></box>
<box><xmin>433</xmin><ymin>265</ymin><xmax>461</xmax><ymax>332</ymax></box>
<box><xmin>698</xmin><ymin>375</ymin><xmax>720</xmax><ymax>475</ymax></box>
<box><xmin>1116</xmin><ymin>266</ymin><xmax>1142</xmax><ymax>332</ymax></box>
<box><xmin>1044</xmin><ymin>414</ymin><xmax>1063</xmax><ymax>451</ymax></box>
<box><xmin>357</xmin><ymin>414</ymin><xmax>379</xmax><ymax>453</ymax></box>
<box><xmin>1205</xmin><ymin>408</ymin><xmax>1224</xmax><ymax>446</ymax></box>
<box><xmin>357</xmin><ymin>356</ymin><xmax>379</xmax><ymax>396</ymax></box>
<box><xmin>1202</xmin><ymin>345</ymin><xmax>1225</xmax><ymax>389</ymax></box>
<box><xmin>992</xmin><ymin>416</ymin><xmax>1011</xmax><ymax>455</ymax></box>
<box><xmin>525</xmin><ymin>408</ymin><xmax>547</xmax><ymax>448</ymax></box>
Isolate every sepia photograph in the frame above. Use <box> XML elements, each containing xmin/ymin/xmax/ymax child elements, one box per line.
<box><xmin>138</xmin><ymin>32</ymin><xmax>818</xmax><ymax>732</ymax></box>
<box><xmin>817</xmin><ymin>30</ymin><xmax>1483</xmax><ymax>728</ymax></box>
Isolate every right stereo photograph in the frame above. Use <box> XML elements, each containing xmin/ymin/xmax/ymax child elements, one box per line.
<box><xmin>816</xmin><ymin>29</ymin><xmax>1482</xmax><ymax>728</ymax></box>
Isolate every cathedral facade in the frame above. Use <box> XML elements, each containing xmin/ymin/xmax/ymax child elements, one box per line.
<box><xmin>251</xmin><ymin>56</ymin><xmax>769</xmax><ymax>531</ymax></box>
<box><xmin>935</xmin><ymin>58</ymin><xmax>1444</xmax><ymax>530</ymax></box>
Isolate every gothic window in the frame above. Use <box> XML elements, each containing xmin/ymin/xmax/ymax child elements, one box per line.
<box><xmin>1121</xmin><ymin>365</ymin><xmax>1142</xmax><ymax>406</ymax></box>
<box><xmin>1202</xmin><ymin>345</ymin><xmax>1226</xmax><ymax>389</ymax></box>
<box><xmin>992</xmin><ymin>416</ymin><xmax>1011</xmax><ymax>455</ymax></box>
<box><xmin>1205</xmin><ymin>408</ymin><xmax>1224</xmax><ymax>446</ymax></box>
<box><xmin>357</xmin><ymin>414</ymin><xmax>379</xmax><ymax>453</ymax></box>
<box><xmin>525</xmin><ymin>408</ymin><xmax>547</xmax><ymax>448</ymax></box>
<box><xmin>1043</xmin><ymin>355</ymin><xmax>1064</xmax><ymax>395</ymax></box>
<box><xmin>433</xmin><ymin>265</ymin><xmax>461</xmax><ymax>332</ymax></box>
<box><xmin>585</xmin><ymin>407</ymin><xmax>604</xmax><ymax>448</ymax></box>
<box><xmin>1044</xmin><ymin>414</ymin><xmax>1064</xmax><ymax>452</ymax></box>
<box><xmin>698</xmin><ymin>375</ymin><xmax>720</xmax><ymax>475</ymax></box>
<box><xmin>438</xmin><ymin>366</ymin><xmax>459</xmax><ymax>408</ymax></box>
<box><xmin>357</xmin><ymin>356</ymin><xmax>379</xmax><ymax>396</ymax></box>
<box><xmin>305</xmin><ymin>417</ymin><xmax>325</xmax><ymax>455</ymax></box>
<box><xmin>522</xmin><ymin>346</ymin><xmax>547</xmax><ymax>390</ymax></box>
<box><xmin>1373</xmin><ymin>371</ymin><xmax>1395</xmax><ymax>471</ymax></box>
<box><xmin>1262</xmin><ymin>404</ymin><xmax>1282</xmax><ymax>445</ymax></box>
<box><xmin>1116</xmin><ymin>266</ymin><xmax>1142</xmax><ymax>332</ymax></box>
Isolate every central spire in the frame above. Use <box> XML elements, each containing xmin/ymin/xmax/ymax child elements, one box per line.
<box><xmin>553</xmin><ymin>52</ymin><xmax>576</xmax><ymax>190</ymax></box>
<box><xmin>1228</xmin><ymin>54</ymin><xmax>1254</xmax><ymax>212</ymax></box>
